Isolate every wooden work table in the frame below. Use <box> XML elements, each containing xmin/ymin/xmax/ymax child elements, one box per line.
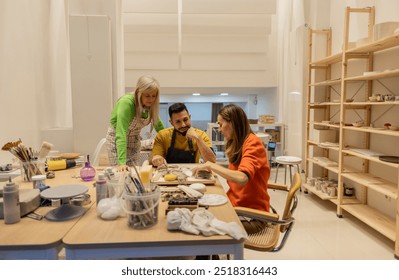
<box><xmin>0</xmin><ymin>167</ymin><xmax>95</xmax><ymax>259</ymax></box>
<box><xmin>1</xmin><ymin>165</ymin><xmax>244</xmax><ymax>260</ymax></box>
<box><xmin>63</xmin><ymin>166</ymin><xmax>244</xmax><ymax>260</ymax></box>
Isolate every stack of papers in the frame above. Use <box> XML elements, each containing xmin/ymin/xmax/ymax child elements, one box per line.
<box><xmin>319</xmin><ymin>142</ymin><xmax>339</xmax><ymax>148</ymax></box>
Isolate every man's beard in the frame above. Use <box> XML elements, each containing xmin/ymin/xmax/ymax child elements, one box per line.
<box><xmin>176</xmin><ymin>126</ymin><xmax>190</xmax><ymax>136</ymax></box>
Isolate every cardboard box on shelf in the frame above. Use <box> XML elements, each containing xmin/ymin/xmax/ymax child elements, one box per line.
<box><xmin>265</xmin><ymin>129</ymin><xmax>280</xmax><ymax>143</ymax></box>
<box><xmin>259</xmin><ymin>115</ymin><xmax>275</xmax><ymax>124</ymax></box>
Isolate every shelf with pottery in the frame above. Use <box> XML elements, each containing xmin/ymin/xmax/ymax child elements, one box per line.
<box><xmin>338</xmin><ymin>7</ymin><xmax>399</xmax><ymax>254</ymax></box>
<box><xmin>306</xmin><ymin>6</ymin><xmax>399</xmax><ymax>258</ymax></box>
<box><xmin>302</xmin><ymin>182</ymin><xmax>337</xmax><ymax>201</ymax></box>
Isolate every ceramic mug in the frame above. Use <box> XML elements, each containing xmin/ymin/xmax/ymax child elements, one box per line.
<box><xmin>372</xmin><ymin>94</ymin><xmax>382</xmax><ymax>101</ymax></box>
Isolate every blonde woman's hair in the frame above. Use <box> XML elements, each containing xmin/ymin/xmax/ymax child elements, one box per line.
<box><xmin>134</xmin><ymin>75</ymin><xmax>160</xmax><ymax>127</ymax></box>
<box><xmin>218</xmin><ymin>104</ymin><xmax>252</xmax><ymax>165</ymax></box>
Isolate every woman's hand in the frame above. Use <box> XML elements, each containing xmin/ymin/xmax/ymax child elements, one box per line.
<box><xmin>116</xmin><ymin>165</ymin><xmax>129</xmax><ymax>172</ymax></box>
<box><xmin>192</xmin><ymin>161</ymin><xmax>213</xmax><ymax>176</ymax></box>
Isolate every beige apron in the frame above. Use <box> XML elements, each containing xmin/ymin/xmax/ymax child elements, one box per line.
<box><xmin>106</xmin><ymin>115</ymin><xmax>151</xmax><ymax>166</ymax></box>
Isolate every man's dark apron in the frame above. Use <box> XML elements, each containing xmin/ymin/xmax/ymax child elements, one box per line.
<box><xmin>165</xmin><ymin>130</ymin><xmax>196</xmax><ymax>163</ymax></box>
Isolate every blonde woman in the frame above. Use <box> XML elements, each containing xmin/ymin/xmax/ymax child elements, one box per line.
<box><xmin>106</xmin><ymin>75</ymin><xmax>164</xmax><ymax>171</ymax></box>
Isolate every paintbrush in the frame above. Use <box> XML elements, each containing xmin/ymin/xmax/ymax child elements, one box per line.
<box><xmin>38</xmin><ymin>141</ymin><xmax>53</xmax><ymax>160</ymax></box>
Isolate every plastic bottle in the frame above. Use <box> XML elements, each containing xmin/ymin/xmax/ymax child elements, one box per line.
<box><xmin>3</xmin><ymin>177</ymin><xmax>21</xmax><ymax>224</ymax></box>
<box><xmin>80</xmin><ymin>155</ymin><xmax>96</xmax><ymax>182</ymax></box>
<box><xmin>95</xmin><ymin>173</ymin><xmax>108</xmax><ymax>205</ymax></box>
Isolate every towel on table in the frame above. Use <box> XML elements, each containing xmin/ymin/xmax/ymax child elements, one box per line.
<box><xmin>167</xmin><ymin>208</ymin><xmax>248</xmax><ymax>240</ymax></box>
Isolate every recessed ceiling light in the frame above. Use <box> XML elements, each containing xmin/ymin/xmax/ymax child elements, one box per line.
<box><xmin>192</xmin><ymin>93</ymin><xmax>201</xmax><ymax>96</ymax></box>
<box><xmin>220</xmin><ymin>92</ymin><xmax>229</xmax><ymax>96</ymax></box>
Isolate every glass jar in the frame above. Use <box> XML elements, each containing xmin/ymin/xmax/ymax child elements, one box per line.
<box><xmin>80</xmin><ymin>155</ymin><xmax>96</xmax><ymax>182</ymax></box>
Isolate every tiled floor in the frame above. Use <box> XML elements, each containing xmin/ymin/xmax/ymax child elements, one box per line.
<box><xmin>243</xmin><ymin>169</ymin><xmax>396</xmax><ymax>260</ymax></box>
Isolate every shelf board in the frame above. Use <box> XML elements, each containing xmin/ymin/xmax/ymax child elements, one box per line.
<box><xmin>312</xmin><ymin>122</ymin><xmax>340</xmax><ymax>129</ymax></box>
<box><xmin>341</xmin><ymin>172</ymin><xmax>397</xmax><ymax>199</ymax></box>
<box><xmin>342</xmin><ymin>149</ymin><xmax>399</xmax><ymax>168</ymax></box>
<box><xmin>310</xmin><ymin>53</ymin><xmax>342</xmax><ymax>66</ymax></box>
<box><xmin>340</xmin><ymin>204</ymin><xmax>396</xmax><ymax>241</ymax></box>
<box><xmin>329</xmin><ymin>197</ymin><xmax>360</xmax><ymax>205</ymax></box>
<box><xmin>309</xmin><ymin>79</ymin><xmax>341</xmax><ymax>87</ymax></box>
<box><xmin>345</xmin><ymin>101</ymin><xmax>399</xmax><ymax>106</ymax></box>
<box><xmin>346</xmin><ymin>33</ymin><xmax>399</xmax><ymax>54</ymax></box>
<box><xmin>303</xmin><ymin>183</ymin><xmax>335</xmax><ymax>200</ymax></box>
<box><xmin>249</xmin><ymin>122</ymin><xmax>283</xmax><ymax>127</ymax></box>
<box><xmin>342</xmin><ymin>126</ymin><xmax>399</xmax><ymax>137</ymax></box>
<box><xmin>307</xmin><ymin>140</ymin><xmax>340</xmax><ymax>151</ymax></box>
<box><xmin>307</xmin><ymin>158</ymin><xmax>339</xmax><ymax>173</ymax></box>
<box><xmin>346</xmin><ymin>69</ymin><xmax>399</xmax><ymax>81</ymax></box>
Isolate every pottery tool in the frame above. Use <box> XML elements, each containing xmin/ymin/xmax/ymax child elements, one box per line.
<box><xmin>38</xmin><ymin>141</ymin><xmax>53</xmax><ymax>160</ymax></box>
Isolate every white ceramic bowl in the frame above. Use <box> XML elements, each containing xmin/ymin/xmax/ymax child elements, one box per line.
<box><xmin>374</xmin><ymin>22</ymin><xmax>399</xmax><ymax>40</ymax></box>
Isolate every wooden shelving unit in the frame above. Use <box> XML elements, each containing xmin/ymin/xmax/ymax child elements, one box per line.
<box><xmin>305</xmin><ymin>6</ymin><xmax>399</xmax><ymax>259</ymax></box>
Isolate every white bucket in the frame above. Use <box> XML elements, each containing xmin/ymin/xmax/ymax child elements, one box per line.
<box><xmin>121</xmin><ymin>188</ymin><xmax>160</xmax><ymax>229</ymax></box>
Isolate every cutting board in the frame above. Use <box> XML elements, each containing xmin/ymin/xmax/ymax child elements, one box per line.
<box><xmin>151</xmin><ymin>172</ymin><xmax>216</xmax><ymax>186</ymax></box>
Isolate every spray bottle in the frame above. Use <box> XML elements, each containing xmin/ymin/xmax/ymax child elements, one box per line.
<box><xmin>3</xmin><ymin>177</ymin><xmax>20</xmax><ymax>224</ymax></box>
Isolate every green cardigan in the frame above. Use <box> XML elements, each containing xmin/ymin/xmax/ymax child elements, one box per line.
<box><xmin>110</xmin><ymin>94</ymin><xmax>164</xmax><ymax>165</ymax></box>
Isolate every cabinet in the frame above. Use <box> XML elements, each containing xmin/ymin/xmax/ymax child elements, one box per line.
<box><xmin>305</xmin><ymin>6</ymin><xmax>399</xmax><ymax>258</ymax></box>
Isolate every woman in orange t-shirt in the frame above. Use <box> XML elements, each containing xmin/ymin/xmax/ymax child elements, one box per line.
<box><xmin>194</xmin><ymin>104</ymin><xmax>270</xmax><ymax>212</ymax></box>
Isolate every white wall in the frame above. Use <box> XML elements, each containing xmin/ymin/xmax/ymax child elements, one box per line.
<box><xmin>0</xmin><ymin>0</ymin><xmax>124</xmax><ymax>164</ymax></box>
<box><xmin>0</xmin><ymin>1</ymin><xmax>70</xmax><ymax>163</ymax></box>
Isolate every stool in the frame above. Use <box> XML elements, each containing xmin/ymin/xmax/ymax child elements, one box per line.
<box><xmin>274</xmin><ymin>156</ymin><xmax>302</xmax><ymax>185</ymax></box>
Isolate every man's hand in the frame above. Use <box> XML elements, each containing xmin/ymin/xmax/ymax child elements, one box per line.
<box><xmin>185</xmin><ymin>127</ymin><xmax>199</xmax><ymax>141</ymax></box>
<box><xmin>152</xmin><ymin>155</ymin><xmax>167</xmax><ymax>167</ymax></box>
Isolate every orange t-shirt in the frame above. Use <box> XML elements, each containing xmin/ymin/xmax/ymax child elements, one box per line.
<box><xmin>226</xmin><ymin>133</ymin><xmax>270</xmax><ymax>212</ymax></box>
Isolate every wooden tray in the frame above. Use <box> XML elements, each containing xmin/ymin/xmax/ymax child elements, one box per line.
<box><xmin>151</xmin><ymin>173</ymin><xmax>216</xmax><ymax>185</ymax></box>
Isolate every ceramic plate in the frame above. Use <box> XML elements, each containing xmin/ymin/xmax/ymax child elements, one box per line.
<box><xmin>198</xmin><ymin>194</ymin><xmax>228</xmax><ymax>206</ymax></box>
<box><xmin>379</xmin><ymin>156</ymin><xmax>399</xmax><ymax>164</ymax></box>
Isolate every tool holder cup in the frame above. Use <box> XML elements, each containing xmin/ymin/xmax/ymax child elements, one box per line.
<box><xmin>20</xmin><ymin>159</ymin><xmax>45</xmax><ymax>182</ymax></box>
<box><xmin>121</xmin><ymin>188</ymin><xmax>160</xmax><ymax>229</ymax></box>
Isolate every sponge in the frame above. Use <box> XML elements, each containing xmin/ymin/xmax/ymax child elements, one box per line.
<box><xmin>164</xmin><ymin>173</ymin><xmax>177</xmax><ymax>181</ymax></box>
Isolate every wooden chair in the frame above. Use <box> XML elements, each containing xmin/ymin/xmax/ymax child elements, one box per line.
<box><xmin>235</xmin><ymin>172</ymin><xmax>302</xmax><ymax>252</ymax></box>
